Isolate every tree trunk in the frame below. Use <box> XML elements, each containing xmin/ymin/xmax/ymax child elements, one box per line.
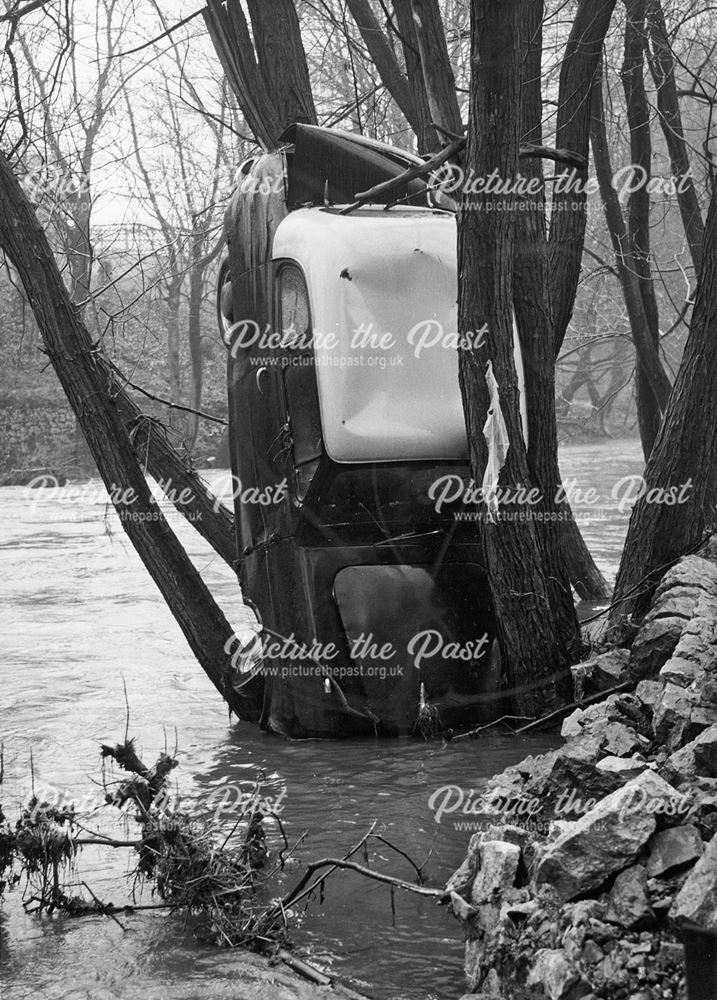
<box><xmin>621</xmin><ymin>0</ymin><xmax>664</xmax><ymax>456</ymax></box>
<box><xmin>185</xmin><ymin>232</ymin><xmax>205</xmax><ymax>452</ymax></box>
<box><xmin>514</xmin><ymin>0</ymin><xmax>610</xmax><ymax>603</ymax></box>
<box><xmin>408</xmin><ymin>0</ymin><xmax>463</xmax><ymax>139</ymax></box>
<box><xmin>646</xmin><ymin>0</ymin><xmax>704</xmax><ymax>275</ymax></box>
<box><xmin>245</xmin><ymin>0</ymin><xmax>316</xmax><ymax>132</ymax></box>
<box><xmin>610</xmin><ymin>182</ymin><xmax>717</xmax><ymax>627</ymax></box>
<box><xmin>345</xmin><ymin>0</ymin><xmax>422</xmax><ymax>141</ymax></box>
<box><xmin>458</xmin><ymin>0</ymin><xmax>575</xmax><ymax>717</ymax></box>
<box><xmin>549</xmin><ymin>0</ymin><xmax>618</xmax><ymax>355</ymax></box>
<box><xmin>0</xmin><ymin>149</ymin><xmax>258</xmax><ymax>722</ymax></box>
<box><xmin>392</xmin><ymin>0</ymin><xmax>440</xmax><ymax>152</ymax></box>
<box><xmin>590</xmin><ymin>64</ymin><xmax>672</xmax><ymax>456</ymax></box>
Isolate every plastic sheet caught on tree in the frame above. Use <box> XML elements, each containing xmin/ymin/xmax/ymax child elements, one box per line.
<box><xmin>481</xmin><ymin>361</ymin><xmax>509</xmax><ymax>521</ymax></box>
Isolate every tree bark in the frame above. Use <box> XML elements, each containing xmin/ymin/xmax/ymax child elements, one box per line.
<box><xmin>458</xmin><ymin>0</ymin><xmax>575</xmax><ymax>717</ymax></box>
<box><xmin>345</xmin><ymin>0</ymin><xmax>423</xmax><ymax>141</ymax></box>
<box><xmin>513</xmin><ymin>0</ymin><xmax>610</xmax><ymax>603</ymax></box>
<box><xmin>392</xmin><ymin>0</ymin><xmax>440</xmax><ymax>152</ymax></box>
<box><xmin>646</xmin><ymin>0</ymin><xmax>704</xmax><ymax>275</ymax></box>
<box><xmin>611</xmin><ymin>182</ymin><xmax>717</xmax><ymax>626</ymax></box>
<box><xmin>590</xmin><ymin>62</ymin><xmax>672</xmax><ymax>457</ymax></box>
<box><xmin>0</xmin><ymin>149</ymin><xmax>256</xmax><ymax>721</ymax></box>
<box><xmin>408</xmin><ymin>0</ymin><xmax>463</xmax><ymax>139</ymax></box>
<box><xmin>549</xmin><ymin>0</ymin><xmax>618</xmax><ymax>356</ymax></box>
<box><xmin>621</xmin><ymin>0</ymin><xmax>664</xmax><ymax>456</ymax></box>
<box><xmin>245</xmin><ymin>0</ymin><xmax>316</xmax><ymax>132</ymax></box>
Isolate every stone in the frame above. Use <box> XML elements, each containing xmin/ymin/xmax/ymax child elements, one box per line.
<box><xmin>450</xmin><ymin>890</ymin><xmax>477</xmax><ymax>921</ymax></box>
<box><xmin>469</xmin><ymin>840</ymin><xmax>521</xmax><ymax>904</ymax></box>
<box><xmin>533</xmin><ymin>771</ymin><xmax>680</xmax><ymax>902</ymax></box>
<box><xmin>693</xmin><ymin>726</ymin><xmax>717</xmax><ymax>776</ymax></box>
<box><xmin>546</xmin><ymin>753</ymin><xmax>625</xmax><ymax>813</ymax></box>
<box><xmin>660</xmin><ymin>656</ymin><xmax>705</xmax><ymax>689</ymax></box>
<box><xmin>646</xmin><ymin>825</ymin><xmax>703</xmax><ymax>877</ymax></box>
<box><xmin>600</xmin><ymin>721</ymin><xmax>642</xmax><ymax>757</ymax></box>
<box><xmin>604</xmin><ymin>865</ymin><xmax>655</xmax><ymax>929</ymax></box>
<box><xmin>652</xmin><ymin>683</ymin><xmax>698</xmax><ymax>751</ymax></box>
<box><xmin>596</xmin><ymin>755</ymin><xmax>647</xmax><ymax>776</ymax></box>
<box><xmin>562</xmin><ymin>708</ymin><xmax>584</xmax><ymax>738</ymax></box>
<box><xmin>527</xmin><ymin>948</ymin><xmax>582</xmax><ymax>1000</ymax></box>
<box><xmin>630</xmin><ymin>617</ymin><xmax>685</xmax><ymax>681</ymax></box>
<box><xmin>572</xmin><ymin>649</ymin><xmax>631</xmax><ymax>698</ymax></box>
<box><xmin>636</xmin><ymin>680</ymin><xmax>663</xmax><ymax>712</ymax></box>
<box><xmin>581</xmin><ymin>939</ymin><xmax>604</xmax><ymax>965</ymax></box>
<box><xmin>669</xmin><ymin>833</ymin><xmax>717</xmax><ymax>927</ymax></box>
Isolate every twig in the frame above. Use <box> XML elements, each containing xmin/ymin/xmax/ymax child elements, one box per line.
<box><xmin>282</xmin><ymin>858</ymin><xmax>447</xmax><ymax>899</ymax></box>
<box><xmin>370</xmin><ymin>834</ymin><xmax>425</xmax><ymax>884</ymax></box>
<box><xmin>515</xmin><ymin>681</ymin><xmax>634</xmax><ymax>733</ymax></box>
<box><xmin>81</xmin><ymin>882</ymin><xmax>128</xmax><ymax>932</ymax></box>
<box><xmin>450</xmin><ymin>714</ymin><xmax>536</xmax><ymax>742</ymax></box>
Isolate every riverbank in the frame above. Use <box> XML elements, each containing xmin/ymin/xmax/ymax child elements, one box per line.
<box><xmin>447</xmin><ymin>539</ymin><xmax>717</xmax><ymax>999</ymax></box>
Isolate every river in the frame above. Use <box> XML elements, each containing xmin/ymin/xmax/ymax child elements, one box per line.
<box><xmin>0</xmin><ymin>439</ymin><xmax>643</xmax><ymax>1000</ymax></box>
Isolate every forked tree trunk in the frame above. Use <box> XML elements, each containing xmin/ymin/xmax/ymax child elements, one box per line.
<box><xmin>610</xmin><ymin>183</ymin><xmax>717</xmax><ymax>626</ymax></box>
<box><xmin>458</xmin><ymin>0</ymin><xmax>577</xmax><ymax>716</ymax></box>
<box><xmin>549</xmin><ymin>0</ymin><xmax>618</xmax><ymax>356</ymax></box>
<box><xmin>621</xmin><ymin>0</ymin><xmax>664</xmax><ymax>456</ymax></box>
<box><xmin>0</xmin><ymin>149</ymin><xmax>258</xmax><ymax>721</ymax></box>
<box><xmin>514</xmin><ymin>0</ymin><xmax>610</xmax><ymax>603</ymax></box>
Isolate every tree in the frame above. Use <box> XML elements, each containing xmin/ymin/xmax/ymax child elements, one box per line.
<box><xmin>610</xmin><ymin>180</ymin><xmax>717</xmax><ymax>626</ymax></box>
<box><xmin>0</xmin><ymin>147</ymin><xmax>260</xmax><ymax>720</ymax></box>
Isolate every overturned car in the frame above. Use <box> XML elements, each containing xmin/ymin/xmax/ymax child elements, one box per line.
<box><xmin>217</xmin><ymin>124</ymin><xmax>526</xmax><ymax>738</ymax></box>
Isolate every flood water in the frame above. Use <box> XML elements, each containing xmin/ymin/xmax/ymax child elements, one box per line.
<box><xmin>0</xmin><ymin>439</ymin><xmax>643</xmax><ymax>1000</ymax></box>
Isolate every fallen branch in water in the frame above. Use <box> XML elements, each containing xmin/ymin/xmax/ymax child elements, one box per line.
<box><xmin>283</xmin><ymin>857</ymin><xmax>448</xmax><ymax>901</ymax></box>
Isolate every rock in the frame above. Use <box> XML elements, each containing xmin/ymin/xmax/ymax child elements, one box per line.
<box><xmin>660</xmin><ymin>656</ymin><xmax>705</xmax><ymax>689</ymax></box>
<box><xmin>562</xmin><ymin>708</ymin><xmax>584</xmax><ymax>738</ymax></box>
<box><xmin>565</xmin><ymin>900</ymin><xmax>606</xmax><ymax>927</ymax></box>
<box><xmin>533</xmin><ymin>772</ymin><xmax>680</xmax><ymax>902</ymax></box>
<box><xmin>469</xmin><ymin>840</ymin><xmax>521</xmax><ymax>904</ymax></box>
<box><xmin>527</xmin><ymin>948</ymin><xmax>583</xmax><ymax>1000</ymax></box>
<box><xmin>669</xmin><ymin>833</ymin><xmax>717</xmax><ymax>927</ymax></box>
<box><xmin>604</xmin><ymin>865</ymin><xmax>655</xmax><ymax>929</ymax></box>
<box><xmin>546</xmin><ymin>753</ymin><xmax>625</xmax><ymax>814</ymax></box>
<box><xmin>572</xmin><ymin>649</ymin><xmax>631</xmax><ymax>698</ymax></box>
<box><xmin>596</xmin><ymin>755</ymin><xmax>647</xmax><ymax>776</ymax></box>
<box><xmin>450</xmin><ymin>890</ymin><xmax>477</xmax><ymax>921</ymax></box>
<box><xmin>652</xmin><ymin>683</ymin><xmax>698</xmax><ymax>751</ymax></box>
<box><xmin>636</xmin><ymin>680</ymin><xmax>663</xmax><ymax>712</ymax></box>
<box><xmin>646</xmin><ymin>825</ymin><xmax>703</xmax><ymax>877</ymax></box>
<box><xmin>630</xmin><ymin>617</ymin><xmax>686</xmax><ymax>681</ymax></box>
<box><xmin>694</xmin><ymin>726</ymin><xmax>717</xmax><ymax>776</ymax></box>
<box><xmin>600</xmin><ymin>721</ymin><xmax>642</xmax><ymax>757</ymax></box>
<box><xmin>581</xmin><ymin>939</ymin><xmax>604</xmax><ymax>965</ymax></box>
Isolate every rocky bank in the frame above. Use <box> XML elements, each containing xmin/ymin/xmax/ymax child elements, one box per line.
<box><xmin>447</xmin><ymin>540</ymin><xmax>717</xmax><ymax>1000</ymax></box>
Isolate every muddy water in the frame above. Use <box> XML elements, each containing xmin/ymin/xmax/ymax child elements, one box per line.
<box><xmin>0</xmin><ymin>440</ymin><xmax>642</xmax><ymax>999</ymax></box>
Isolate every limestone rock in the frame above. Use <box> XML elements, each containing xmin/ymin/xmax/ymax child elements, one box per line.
<box><xmin>600</xmin><ymin>721</ymin><xmax>642</xmax><ymax>757</ymax></box>
<box><xmin>669</xmin><ymin>833</ymin><xmax>717</xmax><ymax>927</ymax></box>
<box><xmin>561</xmin><ymin>708</ymin><xmax>584</xmax><ymax>739</ymax></box>
<box><xmin>635</xmin><ymin>679</ymin><xmax>662</xmax><ymax>712</ymax></box>
<box><xmin>469</xmin><ymin>840</ymin><xmax>521</xmax><ymax>904</ymax></box>
<box><xmin>646</xmin><ymin>825</ymin><xmax>703</xmax><ymax>877</ymax></box>
<box><xmin>604</xmin><ymin>865</ymin><xmax>654</xmax><ymax>929</ymax></box>
<box><xmin>652</xmin><ymin>683</ymin><xmax>699</xmax><ymax>750</ymax></box>
<box><xmin>630</xmin><ymin>617</ymin><xmax>685</xmax><ymax>681</ymax></box>
<box><xmin>596</xmin><ymin>755</ymin><xmax>647</xmax><ymax>776</ymax></box>
<box><xmin>533</xmin><ymin>771</ymin><xmax>679</xmax><ymax>902</ymax></box>
<box><xmin>571</xmin><ymin>649</ymin><xmax>630</xmax><ymax>698</ymax></box>
<box><xmin>527</xmin><ymin>949</ymin><xmax>582</xmax><ymax>1000</ymax></box>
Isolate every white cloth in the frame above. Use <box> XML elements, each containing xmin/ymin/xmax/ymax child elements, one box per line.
<box><xmin>481</xmin><ymin>361</ymin><xmax>510</xmax><ymax>521</ymax></box>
